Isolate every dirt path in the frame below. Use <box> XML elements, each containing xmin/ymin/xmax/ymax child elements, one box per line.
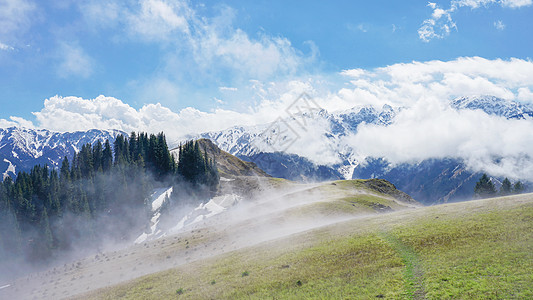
<box><xmin>380</xmin><ymin>232</ymin><xmax>426</xmax><ymax>300</ymax></box>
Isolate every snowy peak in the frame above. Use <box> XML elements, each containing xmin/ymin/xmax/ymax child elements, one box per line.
<box><xmin>199</xmin><ymin>103</ymin><xmax>399</xmax><ymax>155</ymax></box>
<box><xmin>195</xmin><ymin>103</ymin><xmax>399</xmax><ymax>181</ymax></box>
<box><xmin>0</xmin><ymin>127</ymin><xmax>124</xmax><ymax>178</ymax></box>
<box><xmin>451</xmin><ymin>95</ymin><xmax>533</xmax><ymax>119</ymax></box>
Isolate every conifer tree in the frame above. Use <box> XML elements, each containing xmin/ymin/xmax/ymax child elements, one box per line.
<box><xmin>93</xmin><ymin>140</ymin><xmax>103</xmax><ymax>172</ymax></box>
<box><xmin>500</xmin><ymin>178</ymin><xmax>512</xmax><ymax>196</ymax></box>
<box><xmin>102</xmin><ymin>140</ymin><xmax>113</xmax><ymax>172</ymax></box>
<box><xmin>474</xmin><ymin>173</ymin><xmax>497</xmax><ymax>198</ymax></box>
<box><xmin>513</xmin><ymin>181</ymin><xmax>524</xmax><ymax>194</ymax></box>
<box><xmin>40</xmin><ymin>207</ymin><xmax>54</xmax><ymax>250</ymax></box>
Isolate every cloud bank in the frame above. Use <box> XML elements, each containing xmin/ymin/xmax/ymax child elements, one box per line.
<box><xmin>352</xmin><ymin>99</ymin><xmax>533</xmax><ymax>180</ymax></box>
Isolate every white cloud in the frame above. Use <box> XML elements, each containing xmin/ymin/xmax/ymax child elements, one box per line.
<box><xmin>419</xmin><ymin>0</ymin><xmax>532</xmax><ymax>42</ymax></box>
<box><xmin>500</xmin><ymin>0</ymin><xmax>533</xmax><ymax>8</ymax></box>
<box><xmin>494</xmin><ymin>20</ymin><xmax>506</xmax><ymax>30</ymax></box>
<box><xmin>56</xmin><ymin>43</ymin><xmax>94</xmax><ymax>78</ymax></box>
<box><xmin>30</xmin><ymin>95</ymin><xmax>262</xmax><ymax>143</ymax></box>
<box><xmin>127</xmin><ymin>0</ymin><xmax>190</xmax><ymax>41</ymax></box>
<box><xmin>194</xmin><ymin>29</ymin><xmax>303</xmax><ymax>79</ymax></box>
<box><xmin>517</xmin><ymin>87</ymin><xmax>533</xmax><ymax>102</ymax></box>
<box><xmin>80</xmin><ymin>1</ymin><xmax>122</xmax><ymax>28</ymax></box>
<box><xmin>79</xmin><ymin>0</ymin><xmax>309</xmax><ymax>82</ymax></box>
<box><xmin>0</xmin><ymin>0</ymin><xmax>36</xmax><ymax>47</ymax></box>
<box><xmin>340</xmin><ymin>68</ymin><xmax>366</xmax><ymax>78</ymax></box>
<box><xmin>336</xmin><ymin>57</ymin><xmax>533</xmax><ymax>109</ymax></box>
<box><xmin>219</xmin><ymin>86</ymin><xmax>238</xmax><ymax>92</ymax></box>
<box><xmin>0</xmin><ymin>115</ymin><xmax>35</xmax><ymax>128</ymax></box>
<box><xmin>0</xmin><ymin>42</ymin><xmax>14</xmax><ymax>51</ymax></box>
<box><xmin>336</xmin><ymin>56</ymin><xmax>533</xmax><ymax>179</ymax></box>
<box><xmin>347</xmin><ymin>23</ymin><xmax>369</xmax><ymax>33</ymax></box>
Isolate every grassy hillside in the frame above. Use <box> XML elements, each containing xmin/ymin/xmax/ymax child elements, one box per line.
<box><xmin>79</xmin><ymin>193</ymin><xmax>532</xmax><ymax>299</ymax></box>
<box><xmin>1</xmin><ymin>178</ymin><xmax>417</xmax><ymax>300</ymax></box>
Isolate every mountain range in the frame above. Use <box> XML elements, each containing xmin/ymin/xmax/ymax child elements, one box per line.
<box><xmin>0</xmin><ymin>127</ymin><xmax>123</xmax><ymax>180</ymax></box>
<box><xmin>198</xmin><ymin>95</ymin><xmax>532</xmax><ymax>204</ymax></box>
<box><xmin>1</xmin><ymin>95</ymin><xmax>530</xmax><ymax>204</ymax></box>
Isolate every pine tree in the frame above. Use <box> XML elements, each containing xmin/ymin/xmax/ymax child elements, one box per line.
<box><xmin>513</xmin><ymin>181</ymin><xmax>525</xmax><ymax>194</ymax></box>
<box><xmin>102</xmin><ymin>140</ymin><xmax>113</xmax><ymax>172</ymax></box>
<box><xmin>474</xmin><ymin>173</ymin><xmax>497</xmax><ymax>198</ymax></box>
<box><xmin>40</xmin><ymin>207</ymin><xmax>54</xmax><ymax>250</ymax></box>
<box><xmin>500</xmin><ymin>178</ymin><xmax>512</xmax><ymax>196</ymax></box>
<box><xmin>93</xmin><ymin>140</ymin><xmax>103</xmax><ymax>172</ymax></box>
<box><xmin>129</xmin><ymin>132</ymin><xmax>138</xmax><ymax>164</ymax></box>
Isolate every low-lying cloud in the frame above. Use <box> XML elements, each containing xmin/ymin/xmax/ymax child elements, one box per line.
<box><xmin>351</xmin><ymin>98</ymin><xmax>533</xmax><ymax>180</ymax></box>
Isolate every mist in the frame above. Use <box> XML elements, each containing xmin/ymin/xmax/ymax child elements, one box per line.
<box><xmin>0</xmin><ymin>174</ymin><xmax>394</xmax><ymax>300</ymax></box>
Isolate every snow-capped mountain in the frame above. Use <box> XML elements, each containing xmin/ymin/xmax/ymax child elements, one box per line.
<box><xmin>197</xmin><ymin>96</ymin><xmax>531</xmax><ymax>203</ymax></box>
<box><xmin>0</xmin><ymin>127</ymin><xmax>124</xmax><ymax>179</ymax></box>
<box><xmin>451</xmin><ymin>95</ymin><xmax>533</xmax><ymax>119</ymax></box>
<box><xmin>198</xmin><ymin>104</ymin><xmax>398</xmax><ymax>180</ymax></box>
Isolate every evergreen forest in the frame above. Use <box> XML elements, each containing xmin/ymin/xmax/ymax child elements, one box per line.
<box><xmin>0</xmin><ymin>132</ymin><xmax>218</xmax><ymax>275</ymax></box>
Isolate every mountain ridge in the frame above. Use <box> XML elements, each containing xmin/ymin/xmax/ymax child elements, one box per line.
<box><xmin>0</xmin><ymin>127</ymin><xmax>124</xmax><ymax>179</ymax></box>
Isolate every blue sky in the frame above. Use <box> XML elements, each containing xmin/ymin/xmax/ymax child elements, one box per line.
<box><xmin>2</xmin><ymin>0</ymin><xmax>533</xmax><ymax>180</ymax></box>
<box><xmin>0</xmin><ymin>0</ymin><xmax>532</xmax><ymax>123</ymax></box>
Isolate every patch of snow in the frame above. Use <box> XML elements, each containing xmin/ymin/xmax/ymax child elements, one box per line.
<box><xmin>167</xmin><ymin>194</ymin><xmax>241</xmax><ymax>234</ymax></box>
<box><xmin>150</xmin><ymin>187</ymin><xmax>173</xmax><ymax>212</ymax></box>
<box><xmin>3</xmin><ymin>159</ymin><xmax>15</xmax><ymax>180</ymax></box>
<box><xmin>338</xmin><ymin>164</ymin><xmax>356</xmax><ymax>180</ymax></box>
<box><xmin>135</xmin><ymin>187</ymin><xmax>173</xmax><ymax>244</ymax></box>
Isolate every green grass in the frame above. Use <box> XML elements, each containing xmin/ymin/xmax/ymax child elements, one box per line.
<box><xmin>391</xmin><ymin>203</ymin><xmax>533</xmax><ymax>299</ymax></box>
<box><xmin>80</xmin><ymin>194</ymin><xmax>533</xmax><ymax>300</ymax></box>
<box><xmin>286</xmin><ymin>179</ymin><xmax>413</xmax><ymax>217</ymax></box>
<box><xmin>380</xmin><ymin>232</ymin><xmax>424</xmax><ymax>299</ymax></box>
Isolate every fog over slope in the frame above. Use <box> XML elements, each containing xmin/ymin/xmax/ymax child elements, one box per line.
<box><xmin>0</xmin><ymin>176</ymin><xmax>417</xmax><ymax>300</ymax></box>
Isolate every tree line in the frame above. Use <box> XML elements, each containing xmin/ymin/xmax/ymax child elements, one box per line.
<box><xmin>474</xmin><ymin>173</ymin><xmax>525</xmax><ymax>198</ymax></box>
<box><xmin>0</xmin><ymin>132</ymin><xmax>218</xmax><ymax>269</ymax></box>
